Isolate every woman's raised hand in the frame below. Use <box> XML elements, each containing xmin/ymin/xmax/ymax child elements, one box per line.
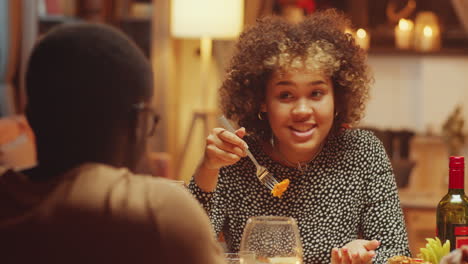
<box><xmin>201</xmin><ymin>127</ymin><xmax>248</xmax><ymax>170</ymax></box>
<box><xmin>194</xmin><ymin>127</ymin><xmax>248</xmax><ymax>192</ymax></box>
<box><xmin>331</xmin><ymin>239</ymin><xmax>380</xmax><ymax>264</ymax></box>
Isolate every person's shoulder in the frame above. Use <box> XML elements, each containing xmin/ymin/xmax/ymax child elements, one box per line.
<box><xmin>70</xmin><ymin>165</ymin><xmax>224</xmax><ymax>263</ymax></box>
<box><xmin>102</xmin><ymin>167</ymin><xmax>198</xmax><ymax>214</ymax></box>
<box><xmin>0</xmin><ymin>165</ymin><xmax>9</xmax><ymax>176</ymax></box>
<box><xmin>132</xmin><ymin>175</ymin><xmax>225</xmax><ymax>264</ymax></box>
<box><xmin>76</xmin><ymin>165</ymin><xmax>208</xmax><ymax>225</ymax></box>
<box><xmin>329</xmin><ymin>128</ymin><xmax>382</xmax><ymax>153</ymax></box>
<box><xmin>335</xmin><ymin>128</ymin><xmax>380</xmax><ymax>145</ymax></box>
<box><xmin>79</xmin><ymin>166</ymin><xmax>218</xmax><ymax>235</ymax></box>
<box><xmin>69</xmin><ymin>163</ymin><xmax>194</xmax><ymax>217</ymax></box>
<box><xmin>121</xmin><ymin>172</ymin><xmax>211</xmax><ymax>231</ymax></box>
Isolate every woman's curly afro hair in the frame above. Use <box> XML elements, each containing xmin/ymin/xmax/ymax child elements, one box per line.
<box><xmin>220</xmin><ymin>9</ymin><xmax>372</xmax><ymax>141</ymax></box>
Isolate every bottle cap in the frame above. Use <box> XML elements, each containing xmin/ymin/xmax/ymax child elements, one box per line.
<box><xmin>450</xmin><ymin>156</ymin><xmax>464</xmax><ymax>169</ymax></box>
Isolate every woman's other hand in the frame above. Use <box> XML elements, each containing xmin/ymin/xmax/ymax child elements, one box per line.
<box><xmin>440</xmin><ymin>245</ymin><xmax>468</xmax><ymax>264</ymax></box>
<box><xmin>194</xmin><ymin>127</ymin><xmax>248</xmax><ymax>192</ymax></box>
<box><xmin>331</xmin><ymin>239</ymin><xmax>380</xmax><ymax>264</ymax></box>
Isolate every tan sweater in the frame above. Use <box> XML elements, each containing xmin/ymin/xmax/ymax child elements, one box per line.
<box><xmin>0</xmin><ymin>163</ymin><xmax>225</xmax><ymax>264</ymax></box>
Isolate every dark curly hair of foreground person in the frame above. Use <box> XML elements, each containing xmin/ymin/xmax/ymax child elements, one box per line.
<box><xmin>220</xmin><ymin>9</ymin><xmax>372</xmax><ymax>141</ymax></box>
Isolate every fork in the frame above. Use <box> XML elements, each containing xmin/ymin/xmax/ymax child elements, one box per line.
<box><xmin>219</xmin><ymin>115</ymin><xmax>280</xmax><ymax>190</ymax></box>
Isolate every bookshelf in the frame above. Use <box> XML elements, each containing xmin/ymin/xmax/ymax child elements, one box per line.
<box><xmin>38</xmin><ymin>0</ymin><xmax>152</xmax><ymax>58</ymax></box>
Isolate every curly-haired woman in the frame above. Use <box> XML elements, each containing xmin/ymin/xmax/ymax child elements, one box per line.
<box><xmin>188</xmin><ymin>9</ymin><xmax>411</xmax><ymax>264</ymax></box>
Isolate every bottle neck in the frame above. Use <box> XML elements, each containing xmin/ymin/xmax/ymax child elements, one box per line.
<box><xmin>448</xmin><ymin>189</ymin><xmax>466</xmax><ymax>195</ymax></box>
<box><xmin>449</xmin><ymin>167</ymin><xmax>465</xmax><ymax>190</ymax></box>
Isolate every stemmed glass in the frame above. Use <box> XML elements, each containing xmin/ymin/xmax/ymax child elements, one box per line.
<box><xmin>239</xmin><ymin>216</ymin><xmax>303</xmax><ymax>264</ymax></box>
<box><xmin>224</xmin><ymin>252</ymin><xmax>256</xmax><ymax>264</ymax></box>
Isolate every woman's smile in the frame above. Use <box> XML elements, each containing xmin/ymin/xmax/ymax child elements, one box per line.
<box><xmin>289</xmin><ymin>124</ymin><xmax>317</xmax><ymax>140</ymax></box>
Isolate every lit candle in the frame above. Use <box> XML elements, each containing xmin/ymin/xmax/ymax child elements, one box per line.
<box><xmin>395</xmin><ymin>18</ymin><xmax>414</xmax><ymax>50</ymax></box>
<box><xmin>419</xmin><ymin>26</ymin><xmax>434</xmax><ymax>52</ymax></box>
<box><xmin>355</xmin><ymin>28</ymin><xmax>370</xmax><ymax>51</ymax></box>
<box><xmin>413</xmin><ymin>11</ymin><xmax>441</xmax><ymax>52</ymax></box>
<box><xmin>344</xmin><ymin>27</ymin><xmax>353</xmax><ymax>35</ymax></box>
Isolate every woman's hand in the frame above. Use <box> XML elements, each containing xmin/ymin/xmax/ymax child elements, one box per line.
<box><xmin>331</xmin><ymin>239</ymin><xmax>380</xmax><ymax>264</ymax></box>
<box><xmin>440</xmin><ymin>245</ymin><xmax>468</xmax><ymax>264</ymax></box>
<box><xmin>201</xmin><ymin>127</ymin><xmax>248</xmax><ymax>170</ymax></box>
<box><xmin>194</xmin><ymin>127</ymin><xmax>248</xmax><ymax>192</ymax></box>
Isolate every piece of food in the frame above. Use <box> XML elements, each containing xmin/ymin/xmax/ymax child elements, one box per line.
<box><xmin>387</xmin><ymin>256</ymin><xmax>429</xmax><ymax>264</ymax></box>
<box><xmin>256</xmin><ymin>256</ymin><xmax>271</xmax><ymax>263</ymax></box>
<box><xmin>271</xmin><ymin>179</ymin><xmax>290</xmax><ymax>198</ymax></box>
<box><xmin>418</xmin><ymin>237</ymin><xmax>450</xmax><ymax>264</ymax></box>
<box><xmin>388</xmin><ymin>238</ymin><xmax>450</xmax><ymax>264</ymax></box>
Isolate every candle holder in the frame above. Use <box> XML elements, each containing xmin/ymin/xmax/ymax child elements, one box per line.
<box><xmin>355</xmin><ymin>28</ymin><xmax>370</xmax><ymax>51</ymax></box>
<box><xmin>281</xmin><ymin>5</ymin><xmax>305</xmax><ymax>24</ymax></box>
<box><xmin>413</xmin><ymin>11</ymin><xmax>441</xmax><ymax>52</ymax></box>
<box><xmin>395</xmin><ymin>18</ymin><xmax>414</xmax><ymax>50</ymax></box>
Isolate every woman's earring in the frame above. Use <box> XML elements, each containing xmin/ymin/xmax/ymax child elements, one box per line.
<box><xmin>258</xmin><ymin>112</ymin><xmax>265</xmax><ymax>121</ymax></box>
<box><xmin>335</xmin><ymin>112</ymin><xmax>339</xmax><ymax>118</ymax></box>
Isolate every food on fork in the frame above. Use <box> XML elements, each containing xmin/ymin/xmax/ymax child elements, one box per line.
<box><xmin>271</xmin><ymin>179</ymin><xmax>290</xmax><ymax>198</ymax></box>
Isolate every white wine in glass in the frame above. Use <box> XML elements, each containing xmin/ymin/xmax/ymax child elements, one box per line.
<box><xmin>239</xmin><ymin>216</ymin><xmax>303</xmax><ymax>264</ymax></box>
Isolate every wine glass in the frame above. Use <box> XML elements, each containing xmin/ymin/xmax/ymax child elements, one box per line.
<box><xmin>239</xmin><ymin>216</ymin><xmax>303</xmax><ymax>264</ymax></box>
<box><xmin>224</xmin><ymin>252</ymin><xmax>256</xmax><ymax>264</ymax></box>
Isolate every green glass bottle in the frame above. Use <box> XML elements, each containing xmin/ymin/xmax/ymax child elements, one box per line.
<box><xmin>437</xmin><ymin>156</ymin><xmax>468</xmax><ymax>250</ymax></box>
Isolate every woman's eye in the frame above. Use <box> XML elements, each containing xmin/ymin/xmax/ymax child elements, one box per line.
<box><xmin>278</xmin><ymin>92</ymin><xmax>293</xmax><ymax>100</ymax></box>
<box><xmin>311</xmin><ymin>90</ymin><xmax>324</xmax><ymax>98</ymax></box>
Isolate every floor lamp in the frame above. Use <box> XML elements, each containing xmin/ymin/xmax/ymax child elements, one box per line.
<box><xmin>171</xmin><ymin>0</ymin><xmax>244</xmax><ymax>173</ymax></box>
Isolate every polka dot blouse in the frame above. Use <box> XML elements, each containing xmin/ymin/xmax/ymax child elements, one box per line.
<box><xmin>189</xmin><ymin>129</ymin><xmax>411</xmax><ymax>264</ymax></box>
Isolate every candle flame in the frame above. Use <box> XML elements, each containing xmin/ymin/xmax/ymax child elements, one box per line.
<box><xmin>423</xmin><ymin>26</ymin><xmax>433</xmax><ymax>37</ymax></box>
<box><xmin>344</xmin><ymin>27</ymin><xmax>353</xmax><ymax>35</ymax></box>
<box><xmin>398</xmin><ymin>19</ymin><xmax>413</xmax><ymax>31</ymax></box>
<box><xmin>356</xmin><ymin>28</ymin><xmax>367</xmax><ymax>39</ymax></box>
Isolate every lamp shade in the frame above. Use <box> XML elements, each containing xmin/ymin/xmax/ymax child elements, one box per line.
<box><xmin>171</xmin><ymin>0</ymin><xmax>244</xmax><ymax>39</ymax></box>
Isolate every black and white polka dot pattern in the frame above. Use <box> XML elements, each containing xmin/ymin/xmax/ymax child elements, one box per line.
<box><xmin>189</xmin><ymin>129</ymin><xmax>411</xmax><ymax>264</ymax></box>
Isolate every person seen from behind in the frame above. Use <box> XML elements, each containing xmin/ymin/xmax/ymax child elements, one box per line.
<box><xmin>0</xmin><ymin>23</ymin><xmax>225</xmax><ymax>264</ymax></box>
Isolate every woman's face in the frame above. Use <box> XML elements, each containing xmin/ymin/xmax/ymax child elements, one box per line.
<box><xmin>262</xmin><ymin>68</ymin><xmax>335</xmax><ymax>159</ymax></box>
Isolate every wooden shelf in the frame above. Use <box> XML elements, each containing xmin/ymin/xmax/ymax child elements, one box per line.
<box><xmin>38</xmin><ymin>15</ymin><xmax>81</xmax><ymax>24</ymax></box>
<box><xmin>397</xmin><ymin>135</ymin><xmax>450</xmax><ymax>256</ymax></box>
<box><xmin>368</xmin><ymin>46</ymin><xmax>468</xmax><ymax>56</ymax></box>
<box><xmin>38</xmin><ymin>16</ymin><xmax>81</xmax><ymax>35</ymax></box>
<box><xmin>38</xmin><ymin>15</ymin><xmax>151</xmax><ymax>58</ymax></box>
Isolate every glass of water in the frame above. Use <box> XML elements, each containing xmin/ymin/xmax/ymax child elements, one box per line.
<box><xmin>224</xmin><ymin>251</ymin><xmax>255</xmax><ymax>264</ymax></box>
<box><xmin>239</xmin><ymin>216</ymin><xmax>303</xmax><ymax>264</ymax></box>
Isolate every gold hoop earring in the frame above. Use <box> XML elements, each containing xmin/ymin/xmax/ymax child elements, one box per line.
<box><xmin>258</xmin><ymin>112</ymin><xmax>265</xmax><ymax>121</ymax></box>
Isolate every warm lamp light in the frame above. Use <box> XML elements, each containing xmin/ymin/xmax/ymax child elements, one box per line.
<box><xmin>171</xmin><ymin>0</ymin><xmax>244</xmax><ymax>174</ymax></box>
<box><xmin>171</xmin><ymin>0</ymin><xmax>244</xmax><ymax>39</ymax></box>
<box><xmin>170</xmin><ymin>0</ymin><xmax>244</xmax><ymax>109</ymax></box>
